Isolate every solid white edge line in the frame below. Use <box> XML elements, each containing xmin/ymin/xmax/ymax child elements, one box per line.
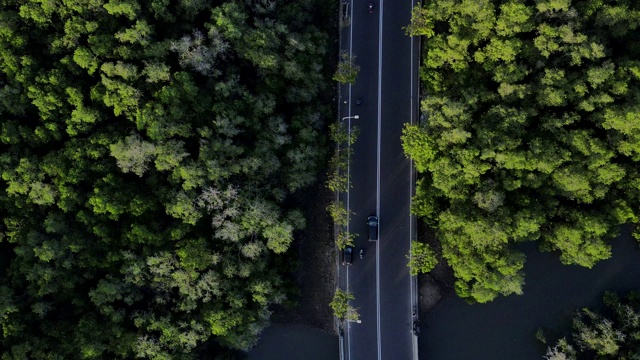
<box><xmin>346</xmin><ymin>1</ymin><xmax>354</xmax><ymax>359</ymax></box>
<box><xmin>409</xmin><ymin>0</ymin><xmax>417</xmax><ymax>358</ymax></box>
<box><xmin>376</xmin><ymin>1</ymin><xmax>383</xmax><ymax>360</ymax></box>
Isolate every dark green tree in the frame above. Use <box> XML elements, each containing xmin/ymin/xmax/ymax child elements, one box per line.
<box><xmin>543</xmin><ymin>291</ymin><xmax>640</xmax><ymax>359</ymax></box>
<box><xmin>404</xmin><ymin>0</ymin><xmax>640</xmax><ymax>303</ymax></box>
<box><xmin>0</xmin><ymin>0</ymin><xmax>333</xmax><ymax>357</ymax></box>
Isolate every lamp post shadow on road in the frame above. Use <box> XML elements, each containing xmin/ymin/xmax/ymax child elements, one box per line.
<box><xmin>344</xmin><ymin>307</ymin><xmax>362</xmax><ymax>324</ymax></box>
<box><xmin>343</xmin><ymin>317</ymin><xmax>361</xmax><ymax>326</ymax></box>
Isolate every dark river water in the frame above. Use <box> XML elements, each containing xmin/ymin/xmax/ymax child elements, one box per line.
<box><xmin>419</xmin><ymin>228</ymin><xmax>640</xmax><ymax>360</ymax></box>
<box><xmin>248</xmin><ymin>229</ymin><xmax>640</xmax><ymax>360</ymax></box>
<box><xmin>247</xmin><ymin>325</ymin><xmax>338</xmax><ymax>360</ymax></box>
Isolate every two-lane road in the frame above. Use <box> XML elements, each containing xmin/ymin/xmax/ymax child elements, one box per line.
<box><xmin>342</xmin><ymin>1</ymin><xmax>380</xmax><ymax>359</ymax></box>
<box><xmin>340</xmin><ymin>0</ymin><xmax>419</xmax><ymax>359</ymax></box>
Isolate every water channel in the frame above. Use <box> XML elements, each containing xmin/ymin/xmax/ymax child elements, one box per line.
<box><xmin>419</xmin><ymin>228</ymin><xmax>640</xmax><ymax>359</ymax></box>
<box><xmin>247</xmin><ymin>325</ymin><xmax>338</xmax><ymax>360</ymax></box>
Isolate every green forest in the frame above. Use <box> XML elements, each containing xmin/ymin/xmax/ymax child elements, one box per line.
<box><xmin>404</xmin><ymin>0</ymin><xmax>640</xmax><ymax>303</ymax></box>
<box><xmin>543</xmin><ymin>291</ymin><xmax>640</xmax><ymax>360</ymax></box>
<box><xmin>0</xmin><ymin>0</ymin><xmax>333</xmax><ymax>358</ymax></box>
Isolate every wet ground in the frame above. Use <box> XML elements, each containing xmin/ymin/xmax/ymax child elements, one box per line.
<box><xmin>248</xmin><ymin>180</ymin><xmax>339</xmax><ymax>359</ymax></box>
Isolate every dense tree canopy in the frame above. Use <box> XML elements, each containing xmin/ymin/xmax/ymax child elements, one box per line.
<box><xmin>404</xmin><ymin>0</ymin><xmax>640</xmax><ymax>303</ymax></box>
<box><xmin>0</xmin><ymin>0</ymin><xmax>333</xmax><ymax>357</ymax></box>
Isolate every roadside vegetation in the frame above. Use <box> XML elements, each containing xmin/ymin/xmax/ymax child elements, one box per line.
<box><xmin>326</xmin><ymin>121</ymin><xmax>359</xmax><ymax>250</ymax></box>
<box><xmin>333</xmin><ymin>51</ymin><xmax>360</xmax><ymax>85</ymax></box>
<box><xmin>326</xmin><ymin>41</ymin><xmax>361</xmax><ymax>326</ymax></box>
<box><xmin>404</xmin><ymin>0</ymin><xmax>640</xmax><ymax>303</ymax></box>
<box><xmin>407</xmin><ymin>240</ymin><xmax>438</xmax><ymax>276</ymax></box>
<box><xmin>326</xmin><ymin>122</ymin><xmax>359</xmax><ymax>194</ymax></box>
<box><xmin>0</xmin><ymin>0</ymin><xmax>334</xmax><ymax>357</ymax></box>
<box><xmin>541</xmin><ymin>291</ymin><xmax>640</xmax><ymax>360</ymax></box>
<box><xmin>329</xmin><ymin>289</ymin><xmax>360</xmax><ymax>322</ymax></box>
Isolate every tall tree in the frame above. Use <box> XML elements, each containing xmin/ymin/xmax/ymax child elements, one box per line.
<box><xmin>0</xmin><ymin>0</ymin><xmax>333</xmax><ymax>357</ymax></box>
<box><xmin>405</xmin><ymin>0</ymin><xmax>640</xmax><ymax>303</ymax></box>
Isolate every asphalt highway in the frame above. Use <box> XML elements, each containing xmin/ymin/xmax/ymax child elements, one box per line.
<box><xmin>339</xmin><ymin>0</ymin><xmax>419</xmax><ymax>359</ymax></box>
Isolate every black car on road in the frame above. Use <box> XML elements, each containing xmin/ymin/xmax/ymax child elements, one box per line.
<box><xmin>367</xmin><ymin>216</ymin><xmax>378</xmax><ymax>241</ymax></box>
<box><xmin>342</xmin><ymin>246</ymin><xmax>353</xmax><ymax>265</ymax></box>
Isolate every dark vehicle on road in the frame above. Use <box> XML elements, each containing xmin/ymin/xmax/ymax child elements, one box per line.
<box><xmin>367</xmin><ymin>215</ymin><xmax>378</xmax><ymax>241</ymax></box>
<box><xmin>343</xmin><ymin>246</ymin><xmax>353</xmax><ymax>265</ymax></box>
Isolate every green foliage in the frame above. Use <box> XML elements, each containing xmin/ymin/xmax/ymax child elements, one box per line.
<box><xmin>544</xmin><ymin>338</ymin><xmax>577</xmax><ymax>360</ymax></box>
<box><xmin>336</xmin><ymin>230</ymin><xmax>357</xmax><ymax>250</ymax></box>
<box><xmin>73</xmin><ymin>47</ymin><xmax>100</xmax><ymax>74</ymax></box>
<box><xmin>573</xmin><ymin>309</ymin><xmax>622</xmax><ymax>356</ymax></box>
<box><xmin>327</xmin><ymin>201</ymin><xmax>349</xmax><ymax>227</ymax></box>
<box><xmin>407</xmin><ymin>241</ymin><xmax>438</xmax><ymax>276</ymax></box>
<box><xmin>329</xmin><ymin>289</ymin><xmax>359</xmax><ymax>322</ymax></box>
<box><xmin>544</xmin><ymin>291</ymin><xmax>640</xmax><ymax>359</ymax></box>
<box><xmin>405</xmin><ymin>0</ymin><xmax>640</xmax><ymax>303</ymax></box>
<box><xmin>536</xmin><ymin>328</ymin><xmax>547</xmax><ymax>344</ymax></box>
<box><xmin>0</xmin><ymin>0</ymin><xmax>332</xmax><ymax>357</ymax></box>
<box><xmin>109</xmin><ymin>133</ymin><xmax>157</xmax><ymax>176</ymax></box>
<box><xmin>402</xmin><ymin>123</ymin><xmax>435</xmax><ymax>173</ymax></box>
<box><xmin>326</xmin><ymin>121</ymin><xmax>359</xmax><ymax>192</ymax></box>
<box><xmin>333</xmin><ymin>51</ymin><xmax>360</xmax><ymax>85</ymax></box>
<box><xmin>170</xmin><ymin>29</ymin><xmax>228</xmax><ymax>76</ymax></box>
<box><xmin>405</xmin><ymin>3</ymin><xmax>434</xmax><ymax>37</ymax></box>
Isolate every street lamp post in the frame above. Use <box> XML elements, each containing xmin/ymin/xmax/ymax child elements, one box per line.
<box><xmin>341</xmin><ymin>115</ymin><xmax>360</xmax><ymax>143</ymax></box>
<box><xmin>341</xmin><ymin>115</ymin><xmax>359</xmax><ymax>121</ymax></box>
<box><xmin>341</xmin><ymin>114</ymin><xmax>359</xmax><ymax>146</ymax></box>
<box><xmin>341</xmin><ymin>115</ymin><xmax>359</xmax><ymax>150</ymax></box>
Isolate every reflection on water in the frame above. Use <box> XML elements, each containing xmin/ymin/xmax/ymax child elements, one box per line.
<box><xmin>247</xmin><ymin>325</ymin><xmax>338</xmax><ymax>360</ymax></box>
<box><xmin>419</xmin><ymin>229</ymin><xmax>640</xmax><ymax>360</ymax></box>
